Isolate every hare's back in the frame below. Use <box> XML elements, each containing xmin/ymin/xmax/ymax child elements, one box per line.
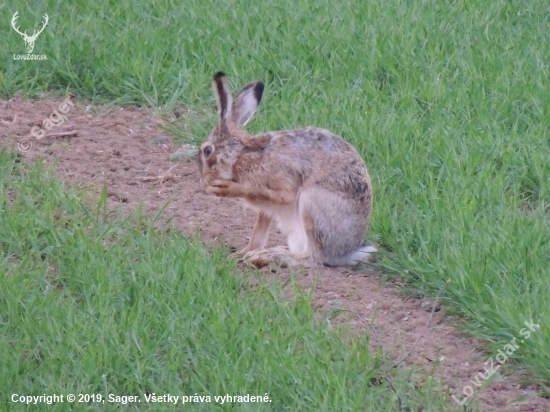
<box><xmin>270</xmin><ymin>127</ymin><xmax>366</xmax><ymax>172</ymax></box>
<box><xmin>267</xmin><ymin>127</ymin><xmax>370</xmax><ymax>198</ymax></box>
<box><xmin>271</xmin><ymin>127</ymin><xmax>356</xmax><ymax>155</ymax></box>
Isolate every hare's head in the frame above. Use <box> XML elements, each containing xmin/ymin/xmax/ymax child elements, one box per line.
<box><xmin>198</xmin><ymin>72</ymin><xmax>264</xmax><ymax>186</ymax></box>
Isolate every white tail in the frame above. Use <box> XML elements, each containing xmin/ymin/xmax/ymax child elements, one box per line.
<box><xmin>346</xmin><ymin>244</ymin><xmax>378</xmax><ymax>265</ymax></box>
<box><xmin>11</xmin><ymin>11</ymin><xmax>49</xmax><ymax>54</ymax></box>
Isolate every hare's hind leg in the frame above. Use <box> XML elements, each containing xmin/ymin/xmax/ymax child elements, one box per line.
<box><xmin>243</xmin><ymin>247</ymin><xmax>314</xmax><ymax>269</ymax></box>
<box><xmin>299</xmin><ymin>187</ymin><xmax>371</xmax><ymax>266</ymax></box>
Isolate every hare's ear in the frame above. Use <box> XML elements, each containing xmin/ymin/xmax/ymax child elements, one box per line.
<box><xmin>232</xmin><ymin>81</ymin><xmax>264</xmax><ymax>127</ymax></box>
<box><xmin>213</xmin><ymin>71</ymin><xmax>233</xmax><ymax>124</ymax></box>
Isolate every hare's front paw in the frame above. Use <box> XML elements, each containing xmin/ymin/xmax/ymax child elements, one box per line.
<box><xmin>206</xmin><ymin>179</ymin><xmax>245</xmax><ymax>198</ymax></box>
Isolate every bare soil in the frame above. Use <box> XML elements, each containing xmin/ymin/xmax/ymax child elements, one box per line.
<box><xmin>1</xmin><ymin>96</ymin><xmax>548</xmax><ymax>411</ymax></box>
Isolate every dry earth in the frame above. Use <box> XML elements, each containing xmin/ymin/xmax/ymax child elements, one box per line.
<box><xmin>1</xmin><ymin>96</ymin><xmax>548</xmax><ymax>411</ymax></box>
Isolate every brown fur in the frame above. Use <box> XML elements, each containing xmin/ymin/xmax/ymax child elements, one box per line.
<box><xmin>198</xmin><ymin>73</ymin><xmax>375</xmax><ymax>267</ymax></box>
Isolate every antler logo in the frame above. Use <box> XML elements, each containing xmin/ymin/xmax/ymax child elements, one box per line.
<box><xmin>11</xmin><ymin>11</ymin><xmax>49</xmax><ymax>54</ymax></box>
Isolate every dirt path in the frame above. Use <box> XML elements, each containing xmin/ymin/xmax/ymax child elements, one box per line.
<box><xmin>1</xmin><ymin>96</ymin><xmax>548</xmax><ymax>411</ymax></box>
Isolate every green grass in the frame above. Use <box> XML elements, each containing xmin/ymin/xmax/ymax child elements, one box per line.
<box><xmin>1</xmin><ymin>0</ymin><xmax>549</xmax><ymax>399</ymax></box>
<box><xmin>0</xmin><ymin>150</ymin><xmax>452</xmax><ymax>410</ymax></box>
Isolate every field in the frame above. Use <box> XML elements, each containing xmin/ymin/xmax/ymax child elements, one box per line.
<box><xmin>1</xmin><ymin>0</ymin><xmax>549</xmax><ymax>410</ymax></box>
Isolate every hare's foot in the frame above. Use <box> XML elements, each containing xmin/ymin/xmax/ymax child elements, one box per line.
<box><xmin>243</xmin><ymin>246</ymin><xmax>315</xmax><ymax>269</ymax></box>
<box><xmin>229</xmin><ymin>245</ymin><xmax>253</xmax><ymax>259</ymax></box>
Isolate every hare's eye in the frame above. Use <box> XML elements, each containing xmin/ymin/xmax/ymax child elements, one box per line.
<box><xmin>203</xmin><ymin>145</ymin><xmax>213</xmax><ymax>158</ymax></box>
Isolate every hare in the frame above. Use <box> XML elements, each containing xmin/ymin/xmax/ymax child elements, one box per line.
<box><xmin>198</xmin><ymin>72</ymin><xmax>376</xmax><ymax>268</ymax></box>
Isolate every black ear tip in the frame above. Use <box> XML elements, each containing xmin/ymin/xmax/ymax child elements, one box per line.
<box><xmin>254</xmin><ymin>82</ymin><xmax>265</xmax><ymax>102</ymax></box>
<box><xmin>214</xmin><ymin>71</ymin><xmax>226</xmax><ymax>81</ymax></box>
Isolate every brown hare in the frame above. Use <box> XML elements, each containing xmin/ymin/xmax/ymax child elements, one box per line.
<box><xmin>198</xmin><ymin>72</ymin><xmax>375</xmax><ymax>268</ymax></box>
